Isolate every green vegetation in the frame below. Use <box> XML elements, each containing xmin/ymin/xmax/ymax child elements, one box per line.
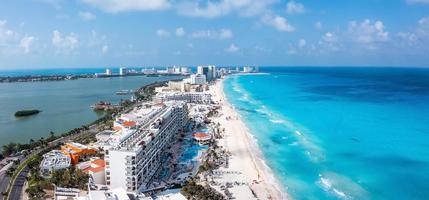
<box><xmin>50</xmin><ymin>167</ymin><xmax>89</xmax><ymax>189</ymax></box>
<box><xmin>181</xmin><ymin>180</ymin><xmax>225</xmax><ymax>200</ymax></box>
<box><xmin>25</xmin><ymin>156</ymin><xmax>88</xmax><ymax>199</ymax></box>
<box><xmin>14</xmin><ymin>109</ymin><xmax>40</xmax><ymax>117</ymax></box>
<box><xmin>135</xmin><ymin>81</ymin><xmax>167</xmax><ymax>101</ymax></box>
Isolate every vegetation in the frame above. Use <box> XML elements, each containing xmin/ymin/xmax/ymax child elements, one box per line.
<box><xmin>14</xmin><ymin>109</ymin><xmax>40</xmax><ymax>117</ymax></box>
<box><xmin>135</xmin><ymin>81</ymin><xmax>168</xmax><ymax>101</ymax></box>
<box><xmin>181</xmin><ymin>180</ymin><xmax>225</xmax><ymax>200</ymax></box>
<box><xmin>50</xmin><ymin>167</ymin><xmax>89</xmax><ymax>189</ymax></box>
<box><xmin>1</xmin><ymin>131</ymin><xmax>57</xmax><ymax>157</ymax></box>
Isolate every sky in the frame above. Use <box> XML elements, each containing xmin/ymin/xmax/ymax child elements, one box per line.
<box><xmin>0</xmin><ymin>0</ymin><xmax>429</xmax><ymax>69</ymax></box>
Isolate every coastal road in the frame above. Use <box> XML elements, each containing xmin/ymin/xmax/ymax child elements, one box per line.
<box><xmin>4</xmin><ymin>125</ymin><xmax>98</xmax><ymax>200</ymax></box>
<box><xmin>0</xmin><ymin>172</ymin><xmax>11</xmax><ymax>199</ymax></box>
<box><xmin>8</xmin><ymin>166</ymin><xmax>29</xmax><ymax>200</ymax></box>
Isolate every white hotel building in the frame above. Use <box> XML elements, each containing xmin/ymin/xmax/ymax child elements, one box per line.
<box><xmin>155</xmin><ymin>92</ymin><xmax>211</xmax><ymax>104</ymax></box>
<box><xmin>104</xmin><ymin>101</ymin><xmax>188</xmax><ymax>192</ymax></box>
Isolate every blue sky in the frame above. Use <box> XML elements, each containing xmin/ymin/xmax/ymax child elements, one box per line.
<box><xmin>0</xmin><ymin>0</ymin><xmax>429</xmax><ymax>69</ymax></box>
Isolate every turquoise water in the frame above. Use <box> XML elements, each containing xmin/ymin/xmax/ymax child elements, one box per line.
<box><xmin>0</xmin><ymin>75</ymin><xmax>182</xmax><ymax>147</ymax></box>
<box><xmin>223</xmin><ymin>67</ymin><xmax>429</xmax><ymax>200</ymax></box>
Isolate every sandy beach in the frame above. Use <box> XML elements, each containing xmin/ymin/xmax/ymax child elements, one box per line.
<box><xmin>209</xmin><ymin>78</ymin><xmax>288</xmax><ymax>200</ymax></box>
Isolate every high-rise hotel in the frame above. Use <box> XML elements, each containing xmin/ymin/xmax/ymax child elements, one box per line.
<box><xmin>104</xmin><ymin>101</ymin><xmax>188</xmax><ymax>192</ymax></box>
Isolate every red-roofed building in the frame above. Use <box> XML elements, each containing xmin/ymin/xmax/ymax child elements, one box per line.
<box><xmin>123</xmin><ymin>121</ymin><xmax>136</xmax><ymax>127</ymax></box>
<box><xmin>193</xmin><ymin>132</ymin><xmax>211</xmax><ymax>145</ymax></box>
<box><xmin>78</xmin><ymin>158</ymin><xmax>106</xmax><ymax>185</ymax></box>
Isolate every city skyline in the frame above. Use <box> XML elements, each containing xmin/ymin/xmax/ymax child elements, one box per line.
<box><xmin>1</xmin><ymin>0</ymin><xmax>429</xmax><ymax>69</ymax></box>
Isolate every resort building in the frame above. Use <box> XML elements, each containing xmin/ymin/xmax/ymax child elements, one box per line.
<box><xmin>106</xmin><ymin>69</ymin><xmax>112</xmax><ymax>76</ymax></box>
<box><xmin>87</xmin><ymin>187</ymin><xmax>131</xmax><ymax>200</ymax></box>
<box><xmin>189</xmin><ymin>74</ymin><xmax>207</xmax><ymax>85</ymax></box>
<box><xmin>180</xmin><ymin>67</ymin><xmax>190</xmax><ymax>74</ymax></box>
<box><xmin>61</xmin><ymin>142</ymin><xmax>97</xmax><ymax>165</ymax></box>
<box><xmin>78</xmin><ymin>158</ymin><xmax>106</xmax><ymax>185</ymax></box>
<box><xmin>104</xmin><ymin>101</ymin><xmax>188</xmax><ymax>192</ymax></box>
<box><xmin>155</xmin><ymin>92</ymin><xmax>212</xmax><ymax>104</ymax></box>
<box><xmin>119</xmin><ymin>67</ymin><xmax>127</xmax><ymax>76</ymax></box>
<box><xmin>40</xmin><ymin>150</ymin><xmax>71</xmax><ymax>177</ymax></box>
<box><xmin>193</xmin><ymin>132</ymin><xmax>211</xmax><ymax>145</ymax></box>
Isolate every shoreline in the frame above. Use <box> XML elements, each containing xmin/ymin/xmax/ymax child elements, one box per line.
<box><xmin>211</xmin><ymin>77</ymin><xmax>288</xmax><ymax>199</ymax></box>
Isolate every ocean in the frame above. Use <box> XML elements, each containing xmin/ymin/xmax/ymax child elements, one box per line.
<box><xmin>0</xmin><ymin>75</ymin><xmax>183</xmax><ymax>147</ymax></box>
<box><xmin>223</xmin><ymin>67</ymin><xmax>429</xmax><ymax>200</ymax></box>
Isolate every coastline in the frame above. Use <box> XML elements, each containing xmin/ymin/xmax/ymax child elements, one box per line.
<box><xmin>210</xmin><ymin>77</ymin><xmax>288</xmax><ymax>199</ymax></box>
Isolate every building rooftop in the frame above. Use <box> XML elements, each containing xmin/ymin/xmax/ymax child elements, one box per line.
<box><xmin>40</xmin><ymin>150</ymin><xmax>71</xmax><ymax>169</ymax></box>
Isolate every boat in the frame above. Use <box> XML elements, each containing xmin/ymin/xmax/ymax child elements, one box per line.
<box><xmin>116</xmin><ymin>90</ymin><xmax>133</xmax><ymax>95</ymax></box>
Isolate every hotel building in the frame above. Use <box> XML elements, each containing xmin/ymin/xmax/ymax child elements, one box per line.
<box><xmin>104</xmin><ymin>101</ymin><xmax>188</xmax><ymax>192</ymax></box>
<box><xmin>40</xmin><ymin>150</ymin><xmax>71</xmax><ymax>177</ymax></box>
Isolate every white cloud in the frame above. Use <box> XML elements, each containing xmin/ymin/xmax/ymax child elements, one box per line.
<box><xmin>398</xmin><ymin>17</ymin><xmax>429</xmax><ymax>44</ymax></box>
<box><xmin>286</xmin><ymin>1</ymin><xmax>305</xmax><ymax>14</ymax></box>
<box><xmin>225</xmin><ymin>43</ymin><xmax>239</xmax><ymax>52</ymax></box>
<box><xmin>81</xmin><ymin>0</ymin><xmax>171</xmax><ymax>13</ymax></box>
<box><xmin>398</xmin><ymin>32</ymin><xmax>417</xmax><ymax>43</ymax></box>
<box><xmin>175</xmin><ymin>27</ymin><xmax>185</xmax><ymax>37</ymax></box>
<box><xmin>19</xmin><ymin>36</ymin><xmax>36</xmax><ymax>53</ymax></box>
<box><xmin>261</xmin><ymin>14</ymin><xmax>295</xmax><ymax>32</ymax></box>
<box><xmin>79</xmin><ymin>11</ymin><xmax>96</xmax><ymax>21</ymax></box>
<box><xmin>318</xmin><ymin>32</ymin><xmax>340</xmax><ymax>52</ymax></box>
<box><xmin>177</xmin><ymin>0</ymin><xmax>276</xmax><ymax>18</ymax></box>
<box><xmin>156</xmin><ymin>29</ymin><xmax>170</xmax><ymax>37</ymax></box>
<box><xmin>322</xmin><ymin>32</ymin><xmax>338</xmax><ymax>43</ymax></box>
<box><xmin>298</xmin><ymin>39</ymin><xmax>306</xmax><ymax>48</ymax></box>
<box><xmin>52</xmin><ymin>30</ymin><xmax>78</xmax><ymax>50</ymax></box>
<box><xmin>0</xmin><ymin>20</ymin><xmax>18</xmax><ymax>44</ymax></box>
<box><xmin>102</xmin><ymin>45</ymin><xmax>108</xmax><ymax>53</ymax></box>
<box><xmin>348</xmin><ymin>19</ymin><xmax>389</xmax><ymax>49</ymax></box>
<box><xmin>191</xmin><ymin>29</ymin><xmax>233</xmax><ymax>39</ymax></box>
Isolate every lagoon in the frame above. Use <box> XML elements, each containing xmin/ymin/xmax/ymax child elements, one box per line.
<box><xmin>0</xmin><ymin>75</ymin><xmax>182</xmax><ymax>147</ymax></box>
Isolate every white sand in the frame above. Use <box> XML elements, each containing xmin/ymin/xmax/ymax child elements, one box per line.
<box><xmin>209</xmin><ymin>78</ymin><xmax>288</xmax><ymax>200</ymax></box>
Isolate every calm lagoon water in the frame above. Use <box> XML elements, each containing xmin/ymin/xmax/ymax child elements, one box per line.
<box><xmin>224</xmin><ymin>67</ymin><xmax>429</xmax><ymax>200</ymax></box>
<box><xmin>0</xmin><ymin>75</ymin><xmax>182</xmax><ymax>147</ymax></box>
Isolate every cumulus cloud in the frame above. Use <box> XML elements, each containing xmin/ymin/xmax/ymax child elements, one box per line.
<box><xmin>79</xmin><ymin>11</ymin><xmax>96</xmax><ymax>21</ymax></box>
<box><xmin>177</xmin><ymin>0</ymin><xmax>276</xmax><ymax>18</ymax></box>
<box><xmin>191</xmin><ymin>28</ymin><xmax>233</xmax><ymax>39</ymax></box>
<box><xmin>81</xmin><ymin>0</ymin><xmax>171</xmax><ymax>13</ymax></box>
<box><xmin>398</xmin><ymin>16</ymin><xmax>429</xmax><ymax>43</ymax></box>
<box><xmin>286</xmin><ymin>1</ymin><xmax>305</xmax><ymax>14</ymax></box>
<box><xmin>318</xmin><ymin>32</ymin><xmax>340</xmax><ymax>52</ymax></box>
<box><xmin>261</xmin><ymin>14</ymin><xmax>295</xmax><ymax>32</ymax></box>
<box><xmin>52</xmin><ymin>30</ymin><xmax>78</xmax><ymax>50</ymax></box>
<box><xmin>0</xmin><ymin>20</ymin><xmax>18</xmax><ymax>44</ymax></box>
<box><xmin>175</xmin><ymin>27</ymin><xmax>185</xmax><ymax>37</ymax></box>
<box><xmin>348</xmin><ymin>19</ymin><xmax>389</xmax><ymax>49</ymax></box>
<box><xmin>19</xmin><ymin>36</ymin><xmax>36</xmax><ymax>53</ymax></box>
<box><xmin>225</xmin><ymin>43</ymin><xmax>239</xmax><ymax>52</ymax></box>
<box><xmin>156</xmin><ymin>29</ymin><xmax>170</xmax><ymax>37</ymax></box>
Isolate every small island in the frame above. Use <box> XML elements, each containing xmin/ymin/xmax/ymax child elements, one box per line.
<box><xmin>14</xmin><ymin>109</ymin><xmax>41</xmax><ymax>117</ymax></box>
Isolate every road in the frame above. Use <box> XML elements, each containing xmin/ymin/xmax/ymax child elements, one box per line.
<box><xmin>4</xmin><ymin>124</ymin><xmax>99</xmax><ymax>200</ymax></box>
<box><xmin>8</xmin><ymin>167</ymin><xmax>28</xmax><ymax>200</ymax></box>
<box><xmin>0</xmin><ymin>171</ymin><xmax>11</xmax><ymax>199</ymax></box>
